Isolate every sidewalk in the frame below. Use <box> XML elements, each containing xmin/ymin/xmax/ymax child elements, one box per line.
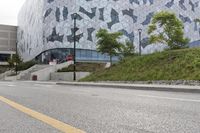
<box><xmin>18</xmin><ymin>81</ymin><xmax>200</xmax><ymax>93</ymax></box>
<box><xmin>56</xmin><ymin>82</ymin><xmax>200</xmax><ymax>93</ymax></box>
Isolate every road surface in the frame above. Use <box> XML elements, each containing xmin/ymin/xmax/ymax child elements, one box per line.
<box><xmin>0</xmin><ymin>81</ymin><xmax>200</xmax><ymax>133</ymax></box>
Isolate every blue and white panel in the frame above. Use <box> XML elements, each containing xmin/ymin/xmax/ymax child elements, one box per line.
<box><xmin>18</xmin><ymin>0</ymin><xmax>200</xmax><ymax>61</ymax></box>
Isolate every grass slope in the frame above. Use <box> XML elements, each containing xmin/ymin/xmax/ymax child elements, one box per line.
<box><xmin>58</xmin><ymin>62</ymin><xmax>106</xmax><ymax>72</ymax></box>
<box><xmin>81</xmin><ymin>48</ymin><xmax>200</xmax><ymax>81</ymax></box>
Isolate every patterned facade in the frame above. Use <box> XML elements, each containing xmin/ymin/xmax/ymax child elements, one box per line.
<box><xmin>18</xmin><ymin>0</ymin><xmax>200</xmax><ymax>61</ymax></box>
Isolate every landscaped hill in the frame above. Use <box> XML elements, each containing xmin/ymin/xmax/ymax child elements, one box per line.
<box><xmin>57</xmin><ymin>62</ymin><xmax>106</xmax><ymax>72</ymax></box>
<box><xmin>81</xmin><ymin>48</ymin><xmax>200</xmax><ymax>81</ymax></box>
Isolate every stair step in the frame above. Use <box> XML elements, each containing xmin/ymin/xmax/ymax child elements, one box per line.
<box><xmin>18</xmin><ymin>65</ymin><xmax>50</xmax><ymax>80</ymax></box>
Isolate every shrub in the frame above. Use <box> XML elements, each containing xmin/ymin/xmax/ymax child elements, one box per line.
<box><xmin>120</xmin><ymin>41</ymin><xmax>136</xmax><ymax>57</ymax></box>
<box><xmin>17</xmin><ymin>60</ymin><xmax>37</xmax><ymax>71</ymax></box>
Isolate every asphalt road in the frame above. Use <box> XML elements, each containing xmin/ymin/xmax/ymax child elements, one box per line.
<box><xmin>0</xmin><ymin>81</ymin><xmax>200</xmax><ymax>133</ymax></box>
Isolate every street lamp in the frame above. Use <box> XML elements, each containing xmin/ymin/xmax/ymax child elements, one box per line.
<box><xmin>73</xmin><ymin>13</ymin><xmax>78</xmax><ymax>81</ymax></box>
<box><xmin>15</xmin><ymin>41</ymin><xmax>18</xmax><ymax>75</ymax></box>
<box><xmin>138</xmin><ymin>28</ymin><xmax>142</xmax><ymax>56</ymax></box>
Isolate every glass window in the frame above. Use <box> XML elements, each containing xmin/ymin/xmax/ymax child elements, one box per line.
<box><xmin>76</xmin><ymin>49</ymin><xmax>80</xmax><ymax>58</ymax></box>
<box><xmin>0</xmin><ymin>54</ymin><xmax>10</xmax><ymax>62</ymax></box>
<box><xmin>92</xmin><ymin>50</ymin><xmax>97</xmax><ymax>60</ymax></box>
<box><xmin>80</xmin><ymin>49</ymin><xmax>87</xmax><ymax>59</ymax></box>
<box><xmin>35</xmin><ymin>48</ymin><xmax>119</xmax><ymax>63</ymax></box>
<box><xmin>86</xmin><ymin>50</ymin><xmax>92</xmax><ymax>59</ymax></box>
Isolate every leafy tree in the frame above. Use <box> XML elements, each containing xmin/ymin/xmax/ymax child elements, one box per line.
<box><xmin>7</xmin><ymin>56</ymin><xmax>14</xmax><ymax>69</ymax></box>
<box><xmin>148</xmin><ymin>11</ymin><xmax>189</xmax><ymax>49</ymax></box>
<box><xmin>120</xmin><ymin>41</ymin><xmax>135</xmax><ymax>57</ymax></box>
<box><xmin>194</xmin><ymin>18</ymin><xmax>200</xmax><ymax>23</ymax></box>
<box><xmin>12</xmin><ymin>54</ymin><xmax>23</xmax><ymax>65</ymax></box>
<box><xmin>7</xmin><ymin>54</ymin><xmax>23</xmax><ymax>71</ymax></box>
<box><xmin>96</xmin><ymin>29</ymin><xmax>123</xmax><ymax>65</ymax></box>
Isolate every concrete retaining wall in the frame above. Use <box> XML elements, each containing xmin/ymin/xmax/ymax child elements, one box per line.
<box><xmin>0</xmin><ymin>70</ymin><xmax>15</xmax><ymax>80</ymax></box>
<box><xmin>31</xmin><ymin>61</ymin><xmax>73</xmax><ymax>81</ymax></box>
<box><xmin>50</xmin><ymin>72</ymin><xmax>90</xmax><ymax>81</ymax></box>
<box><xmin>4</xmin><ymin>76</ymin><xmax>17</xmax><ymax>81</ymax></box>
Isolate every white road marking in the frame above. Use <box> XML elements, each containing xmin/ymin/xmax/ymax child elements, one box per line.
<box><xmin>7</xmin><ymin>85</ymin><xmax>16</xmax><ymax>87</ymax></box>
<box><xmin>34</xmin><ymin>84</ymin><xmax>54</xmax><ymax>88</ymax></box>
<box><xmin>138</xmin><ymin>95</ymin><xmax>200</xmax><ymax>103</ymax></box>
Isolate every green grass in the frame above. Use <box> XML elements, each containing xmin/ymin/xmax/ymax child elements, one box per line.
<box><xmin>17</xmin><ymin>60</ymin><xmax>37</xmax><ymax>71</ymax></box>
<box><xmin>57</xmin><ymin>62</ymin><xmax>106</xmax><ymax>72</ymax></box>
<box><xmin>0</xmin><ymin>60</ymin><xmax>37</xmax><ymax>74</ymax></box>
<box><xmin>81</xmin><ymin>48</ymin><xmax>200</xmax><ymax>81</ymax></box>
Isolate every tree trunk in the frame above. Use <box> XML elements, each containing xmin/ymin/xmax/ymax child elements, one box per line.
<box><xmin>110</xmin><ymin>55</ymin><xmax>112</xmax><ymax>66</ymax></box>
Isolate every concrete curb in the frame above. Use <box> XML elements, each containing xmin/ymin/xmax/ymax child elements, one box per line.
<box><xmin>19</xmin><ymin>81</ymin><xmax>58</xmax><ymax>85</ymax></box>
<box><xmin>56</xmin><ymin>82</ymin><xmax>200</xmax><ymax>93</ymax></box>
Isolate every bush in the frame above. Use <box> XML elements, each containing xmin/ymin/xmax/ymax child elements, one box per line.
<box><xmin>17</xmin><ymin>60</ymin><xmax>37</xmax><ymax>71</ymax></box>
<box><xmin>58</xmin><ymin>63</ymin><xmax>105</xmax><ymax>72</ymax></box>
<box><xmin>120</xmin><ymin>41</ymin><xmax>136</xmax><ymax>57</ymax></box>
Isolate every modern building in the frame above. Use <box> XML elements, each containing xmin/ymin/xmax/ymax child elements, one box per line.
<box><xmin>0</xmin><ymin>25</ymin><xmax>17</xmax><ymax>65</ymax></box>
<box><xmin>17</xmin><ymin>0</ymin><xmax>200</xmax><ymax>63</ymax></box>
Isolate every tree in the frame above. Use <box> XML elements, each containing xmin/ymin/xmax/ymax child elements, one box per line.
<box><xmin>194</xmin><ymin>18</ymin><xmax>200</xmax><ymax>23</ymax></box>
<box><xmin>120</xmin><ymin>41</ymin><xmax>135</xmax><ymax>57</ymax></box>
<box><xmin>7</xmin><ymin>54</ymin><xmax>22</xmax><ymax>72</ymax></box>
<box><xmin>148</xmin><ymin>11</ymin><xmax>189</xmax><ymax>50</ymax></box>
<box><xmin>12</xmin><ymin>54</ymin><xmax>23</xmax><ymax>65</ymax></box>
<box><xmin>96</xmin><ymin>29</ymin><xmax>122</xmax><ymax>65</ymax></box>
<box><xmin>7</xmin><ymin>56</ymin><xmax>14</xmax><ymax>69</ymax></box>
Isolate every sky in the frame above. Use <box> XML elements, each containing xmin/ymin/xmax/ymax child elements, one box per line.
<box><xmin>0</xmin><ymin>0</ymin><xmax>26</xmax><ymax>26</ymax></box>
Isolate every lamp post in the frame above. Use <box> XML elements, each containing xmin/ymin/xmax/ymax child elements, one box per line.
<box><xmin>73</xmin><ymin>13</ymin><xmax>78</xmax><ymax>81</ymax></box>
<box><xmin>138</xmin><ymin>28</ymin><xmax>142</xmax><ymax>56</ymax></box>
<box><xmin>15</xmin><ymin>42</ymin><xmax>18</xmax><ymax>75</ymax></box>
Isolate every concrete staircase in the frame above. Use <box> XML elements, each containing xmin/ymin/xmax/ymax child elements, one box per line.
<box><xmin>30</xmin><ymin>61</ymin><xmax>73</xmax><ymax>81</ymax></box>
<box><xmin>0</xmin><ymin>70</ymin><xmax>15</xmax><ymax>80</ymax></box>
<box><xmin>1</xmin><ymin>61</ymin><xmax>73</xmax><ymax>81</ymax></box>
<box><xmin>17</xmin><ymin>65</ymin><xmax>50</xmax><ymax>80</ymax></box>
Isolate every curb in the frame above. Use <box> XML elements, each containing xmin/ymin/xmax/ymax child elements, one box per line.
<box><xmin>56</xmin><ymin>82</ymin><xmax>200</xmax><ymax>93</ymax></box>
<box><xmin>19</xmin><ymin>81</ymin><xmax>57</xmax><ymax>85</ymax></box>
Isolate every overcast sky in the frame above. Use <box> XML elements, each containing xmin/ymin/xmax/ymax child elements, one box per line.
<box><xmin>0</xmin><ymin>0</ymin><xmax>26</xmax><ymax>26</ymax></box>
